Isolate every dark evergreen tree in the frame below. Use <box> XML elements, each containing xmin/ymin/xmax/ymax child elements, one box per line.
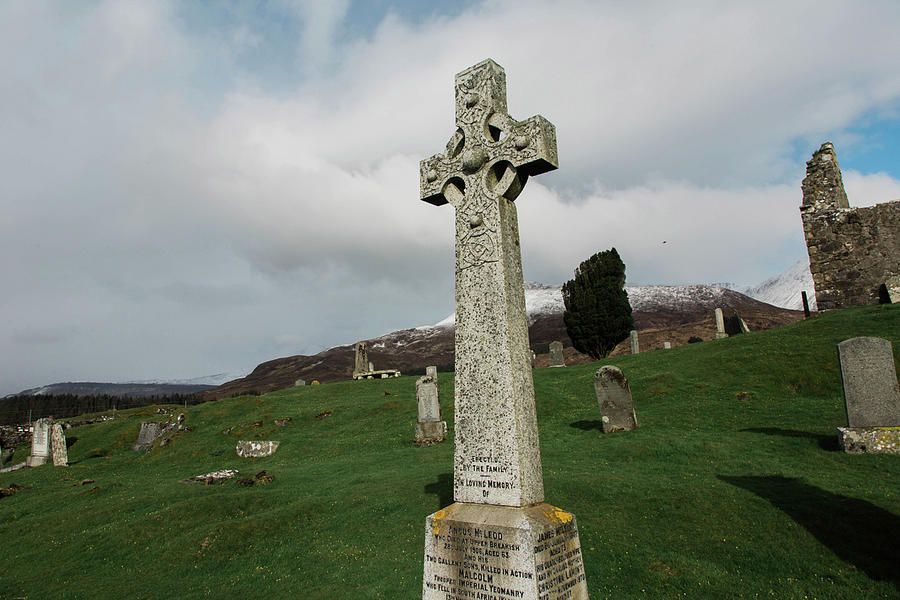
<box><xmin>562</xmin><ymin>248</ymin><xmax>634</xmax><ymax>359</ymax></box>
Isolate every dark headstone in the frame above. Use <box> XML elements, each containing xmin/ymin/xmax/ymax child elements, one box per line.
<box><xmin>838</xmin><ymin>337</ymin><xmax>900</xmax><ymax>427</ymax></box>
<box><xmin>594</xmin><ymin>366</ymin><xmax>638</xmax><ymax>433</ymax></box>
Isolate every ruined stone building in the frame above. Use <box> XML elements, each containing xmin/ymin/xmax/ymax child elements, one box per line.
<box><xmin>800</xmin><ymin>142</ymin><xmax>900</xmax><ymax>310</ymax></box>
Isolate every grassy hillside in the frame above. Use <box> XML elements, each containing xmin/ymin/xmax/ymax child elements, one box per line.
<box><xmin>1</xmin><ymin>304</ymin><xmax>898</xmax><ymax>599</ymax></box>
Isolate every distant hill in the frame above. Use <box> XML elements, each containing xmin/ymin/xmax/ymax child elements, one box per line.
<box><xmin>202</xmin><ymin>282</ymin><xmax>803</xmax><ymax>400</ymax></box>
<box><xmin>11</xmin><ymin>382</ymin><xmax>215</xmax><ymax>398</ymax></box>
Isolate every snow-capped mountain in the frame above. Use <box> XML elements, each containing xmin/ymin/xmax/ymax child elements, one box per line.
<box><xmin>127</xmin><ymin>369</ymin><xmax>254</xmax><ymax>387</ymax></box>
<box><xmin>733</xmin><ymin>260</ymin><xmax>816</xmax><ymax>311</ymax></box>
<box><xmin>430</xmin><ymin>281</ymin><xmax>756</xmax><ymax>327</ymax></box>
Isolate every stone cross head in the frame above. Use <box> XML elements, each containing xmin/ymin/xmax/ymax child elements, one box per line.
<box><xmin>420</xmin><ymin>59</ymin><xmax>558</xmax><ymax>247</ymax></box>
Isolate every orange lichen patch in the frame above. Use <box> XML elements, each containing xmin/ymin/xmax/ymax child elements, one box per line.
<box><xmin>431</xmin><ymin>509</ymin><xmax>447</xmax><ymax>535</ymax></box>
<box><xmin>542</xmin><ymin>505</ymin><xmax>573</xmax><ymax>524</ymax></box>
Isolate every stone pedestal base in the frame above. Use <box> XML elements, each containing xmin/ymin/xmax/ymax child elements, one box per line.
<box><xmin>837</xmin><ymin>426</ymin><xmax>900</xmax><ymax>454</ymax></box>
<box><xmin>714</xmin><ymin>332</ymin><xmax>728</xmax><ymax>340</ymax></box>
<box><xmin>423</xmin><ymin>502</ymin><xmax>589</xmax><ymax>600</ymax></box>
<box><xmin>416</xmin><ymin>421</ymin><xmax>448</xmax><ymax>445</ymax></box>
<box><xmin>25</xmin><ymin>455</ymin><xmax>48</xmax><ymax>467</ymax></box>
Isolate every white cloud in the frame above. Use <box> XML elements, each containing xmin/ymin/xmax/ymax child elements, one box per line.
<box><xmin>2</xmin><ymin>0</ymin><xmax>900</xmax><ymax>394</ymax></box>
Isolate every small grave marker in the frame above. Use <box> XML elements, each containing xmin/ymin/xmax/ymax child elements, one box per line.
<box><xmin>595</xmin><ymin>366</ymin><xmax>638</xmax><ymax>433</ymax></box>
<box><xmin>549</xmin><ymin>340</ymin><xmax>565</xmax><ymax>367</ymax></box>
<box><xmin>26</xmin><ymin>418</ymin><xmax>52</xmax><ymax>467</ymax></box>
<box><xmin>836</xmin><ymin>336</ymin><xmax>900</xmax><ymax>453</ymax></box>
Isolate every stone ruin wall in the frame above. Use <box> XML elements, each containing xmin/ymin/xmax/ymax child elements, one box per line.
<box><xmin>800</xmin><ymin>142</ymin><xmax>900</xmax><ymax>311</ymax></box>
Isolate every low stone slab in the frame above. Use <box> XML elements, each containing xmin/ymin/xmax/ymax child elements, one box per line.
<box><xmin>235</xmin><ymin>440</ymin><xmax>280</xmax><ymax>458</ymax></box>
<box><xmin>595</xmin><ymin>365</ymin><xmax>637</xmax><ymax>433</ymax></box>
<box><xmin>353</xmin><ymin>369</ymin><xmax>401</xmax><ymax>380</ymax></box>
<box><xmin>837</xmin><ymin>427</ymin><xmax>900</xmax><ymax>454</ymax></box>
<box><xmin>180</xmin><ymin>469</ymin><xmax>240</xmax><ymax>484</ymax></box>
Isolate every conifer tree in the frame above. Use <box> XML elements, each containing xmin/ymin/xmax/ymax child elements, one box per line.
<box><xmin>562</xmin><ymin>248</ymin><xmax>634</xmax><ymax>359</ymax></box>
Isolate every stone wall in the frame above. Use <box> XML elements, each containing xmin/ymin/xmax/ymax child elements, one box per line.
<box><xmin>800</xmin><ymin>143</ymin><xmax>900</xmax><ymax>310</ymax></box>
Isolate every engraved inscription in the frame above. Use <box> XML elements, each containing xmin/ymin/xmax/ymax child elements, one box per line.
<box><xmin>424</xmin><ymin>520</ymin><xmax>533</xmax><ymax>600</ymax></box>
<box><xmin>455</xmin><ymin>453</ymin><xmax>518</xmax><ymax>501</ymax></box>
<box><xmin>533</xmin><ymin>521</ymin><xmax>586</xmax><ymax>600</ymax></box>
<box><xmin>424</xmin><ymin>509</ymin><xmax>587</xmax><ymax>600</ymax></box>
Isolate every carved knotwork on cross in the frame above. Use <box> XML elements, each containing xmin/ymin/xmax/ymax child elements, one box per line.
<box><xmin>420</xmin><ymin>59</ymin><xmax>558</xmax><ymax>270</ymax></box>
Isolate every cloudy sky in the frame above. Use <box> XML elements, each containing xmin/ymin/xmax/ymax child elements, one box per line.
<box><xmin>2</xmin><ymin>0</ymin><xmax>900</xmax><ymax>395</ymax></box>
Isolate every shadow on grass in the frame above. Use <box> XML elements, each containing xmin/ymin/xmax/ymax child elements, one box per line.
<box><xmin>424</xmin><ymin>472</ymin><xmax>453</xmax><ymax>509</ymax></box>
<box><xmin>740</xmin><ymin>427</ymin><xmax>839</xmax><ymax>451</ymax></box>
<box><xmin>718</xmin><ymin>475</ymin><xmax>900</xmax><ymax>589</ymax></box>
<box><xmin>569</xmin><ymin>420</ymin><xmax>604</xmax><ymax>431</ymax></box>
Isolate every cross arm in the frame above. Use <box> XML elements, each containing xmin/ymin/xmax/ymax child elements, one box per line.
<box><xmin>420</xmin><ymin>153</ymin><xmax>457</xmax><ymax>206</ymax></box>
<box><xmin>504</xmin><ymin>115</ymin><xmax>558</xmax><ymax>177</ymax></box>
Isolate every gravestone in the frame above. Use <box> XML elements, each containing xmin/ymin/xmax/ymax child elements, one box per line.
<box><xmin>353</xmin><ymin>342</ymin><xmax>369</xmax><ymax>378</ymax></box>
<box><xmin>836</xmin><ymin>336</ymin><xmax>900</xmax><ymax>453</ymax></box>
<box><xmin>549</xmin><ymin>340</ymin><xmax>565</xmax><ymax>367</ymax></box>
<box><xmin>26</xmin><ymin>418</ymin><xmax>52</xmax><ymax>467</ymax></box>
<box><xmin>663</xmin><ymin>341</ymin><xmax>671</xmax><ymax>350</ymax></box>
<box><xmin>295</xmin><ymin>378</ymin><xmax>306</xmax><ymax>387</ymax></box>
<box><xmin>595</xmin><ymin>366</ymin><xmax>638</xmax><ymax>433</ymax></box>
<box><xmin>801</xmin><ymin>291</ymin><xmax>811</xmax><ymax>317</ymax></box>
<box><xmin>714</xmin><ymin>308</ymin><xmax>728</xmax><ymax>339</ymax></box>
<box><xmin>419</xmin><ymin>59</ymin><xmax>588</xmax><ymax>600</ymax></box>
<box><xmin>415</xmin><ymin>372</ymin><xmax>447</xmax><ymax>445</ymax></box>
<box><xmin>50</xmin><ymin>423</ymin><xmax>68</xmax><ymax>467</ymax></box>
<box><xmin>630</xmin><ymin>329</ymin><xmax>639</xmax><ymax>355</ymax></box>
<box><xmin>133</xmin><ymin>421</ymin><xmax>165</xmax><ymax>452</ymax></box>
<box><xmin>235</xmin><ymin>440</ymin><xmax>280</xmax><ymax>458</ymax></box>
<box><xmin>887</xmin><ymin>276</ymin><xmax>900</xmax><ymax>303</ymax></box>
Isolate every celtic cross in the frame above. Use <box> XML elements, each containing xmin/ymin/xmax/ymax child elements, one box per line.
<box><xmin>419</xmin><ymin>59</ymin><xmax>558</xmax><ymax>507</ymax></box>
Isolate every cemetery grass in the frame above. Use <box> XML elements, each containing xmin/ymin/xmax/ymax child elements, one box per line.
<box><xmin>1</xmin><ymin>305</ymin><xmax>898</xmax><ymax>599</ymax></box>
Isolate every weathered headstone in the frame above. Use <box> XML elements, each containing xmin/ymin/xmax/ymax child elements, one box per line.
<box><xmin>426</xmin><ymin>365</ymin><xmax>438</xmax><ymax>379</ymax></box>
<box><xmin>235</xmin><ymin>440</ymin><xmax>280</xmax><ymax>458</ymax></box>
<box><xmin>353</xmin><ymin>342</ymin><xmax>369</xmax><ymax>378</ymax></box>
<box><xmin>714</xmin><ymin>308</ymin><xmax>728</xmax><ymax>339</ymax></box>
<box><xmin>887</xmin><ymin>276</ymin><xmax>900</xmax><ymax>304</ymax></box>
<box><xmin>630</xmin><ymin>329</ymin><xmax>639</xmax><ymax>355</ymax></box>
<box><xmin>51</xmin><ymin>423</ymin><xmax>68</xmax><ymax>467</ymax></box>
<box><xmin>368</xmin><ymin>361</ymin><xmax>374</xmax><ymax>372</ymax></box>
<box><xmin>595</xmin><ymin>366</ymin><xmax>638</xmax><ymax>433</ymax></box>
<box><xmin>419</xmin><ymin>59</ymin><xmax>588</xmax><ymax>599</ymax></box>
<box><xmin>415</xmin><ymin>372</ymin><xmax>447</xmax><ymax>445</ymax></box>
<box><xmin>663</xmin><ymin>341</ymin><xmax>671</xmax><ymax>349</ymax></box>
<box><xmin>133</xmin><ymin>421</ymin><xmax>165</xmax><ymax>452</ymax></box>
<box><xmin>549</xmin><ymin>340</ymin><xmax>565</xmax><ymax>367</ymax></box>
<box><xmin>294</xmin><ymin>378</ymin><xmax>306</xmax><ymax>387</ymax></box>
<box><xmin>26</xmin><ymin>418</ymin><xmax>52</xmax><ymax>467</ymax></box>
<box><xmin>836</xmin><ymin>336</ymin><xmax>900</xmax><ymax>453</ymax></box>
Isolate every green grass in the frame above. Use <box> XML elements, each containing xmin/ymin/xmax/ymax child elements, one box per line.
<box><xmin>1</xmin><ymin>304</ymin><xmax>899</xmax><ymax>599</ymax></box>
